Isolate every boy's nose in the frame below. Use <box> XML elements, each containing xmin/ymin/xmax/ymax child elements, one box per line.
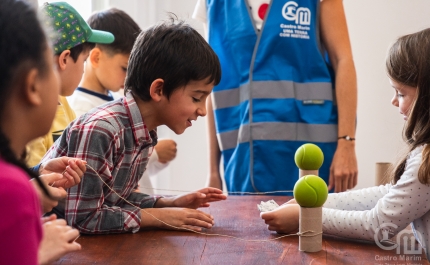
<box><xmin>198</xmin><ymin>104</ymin><xmax>207</xmax><ymax>117</ymax></box>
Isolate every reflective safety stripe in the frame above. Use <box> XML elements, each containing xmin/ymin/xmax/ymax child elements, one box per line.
<box><xmin>212</xmin><ymin>81</ymin><xmax>334</xmax><ymax>110</ymax></box>
<box><xmin>217</xmin><ymin>122</ymin><xmax>337</xmax><ymax>151</ymax></box>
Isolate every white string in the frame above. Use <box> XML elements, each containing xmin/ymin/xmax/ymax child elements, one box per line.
<box><xmin>138</xmin><ymin>186</ymin><xmax>294</xmax><ymax>195</ymax></box>
<box><xmin>85</xmin><ymin>164</ymin><xmax>320</xmax><ymax>242</ymax></box>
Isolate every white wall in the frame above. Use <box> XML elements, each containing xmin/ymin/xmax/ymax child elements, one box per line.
<box><xmin>90</xmin><ymin>0</ymin><xmax>430</xmax><ymax>193</ymax></box>
<box><xmin>345</xmin><ymin>0</ymin><xmax>430</xmax><ymax>189</ymax></box>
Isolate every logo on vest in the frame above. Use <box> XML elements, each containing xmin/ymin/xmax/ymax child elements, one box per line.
<box><xmin>282</xmin><ymin>1</ymin><xmax>311</xmax><ymax>25</ymax></box>
<box><xmin>279</xmin><ymin>1</ymin><xmax>311</xmax><ymax>39</ymax></box>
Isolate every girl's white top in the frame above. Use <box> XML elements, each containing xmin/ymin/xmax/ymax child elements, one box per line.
<box><xmin>323</xmin><ymin>145</ymin><xmax>430</xmax><ymax>258</ymax></box>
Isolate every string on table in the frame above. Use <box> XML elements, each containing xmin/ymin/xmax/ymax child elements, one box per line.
<box><xmin>83</xmin><ymin>164</ymin><xmax>319</xmax><ymax>242</ymax></box>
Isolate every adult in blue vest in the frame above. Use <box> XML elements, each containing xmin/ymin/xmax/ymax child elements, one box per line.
<box><xmin>193</xmin><ymin>0</ymin><xmax>357</xmax><ymax>193</ymax></box>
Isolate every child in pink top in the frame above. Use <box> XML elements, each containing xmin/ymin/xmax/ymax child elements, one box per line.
<box><xmin>0</xmin><ymin>0</ymin><xmax>82</xmax><ymax>264</ymax></box>
<box><xmin>0</xmin><ymin>160</ymin><xmax>42</xmax><ymax>264</ymax></box>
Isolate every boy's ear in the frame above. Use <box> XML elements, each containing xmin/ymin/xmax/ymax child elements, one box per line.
<box><xmin>23</xmin><ymin>68</ymin><xmax>43</xmax><ymax>106</ymax></box>
<box><xmin>149</xmin><ymin>79</ymin><xmax>165</xmax><ymax>102</ymax></box>
<box><xmin>57</xmin><ymin>50</ymin><xmax>71</xmax><ymax>71</ymax></box>
<box><xmin>89</xmin><ymin>47</ymin><xmax>101</xmax><ymax>67</ymax></box>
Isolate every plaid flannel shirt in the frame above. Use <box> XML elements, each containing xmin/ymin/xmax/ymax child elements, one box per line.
<box><xmin>42</xmin><ymin>92</ymin><xmax>159</xmax><ymax>234</ymax></box>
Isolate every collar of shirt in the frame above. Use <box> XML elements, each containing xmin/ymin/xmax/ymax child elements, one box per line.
<box><xmin>123</xmin><ymin>92</ymin><xmax>158</xmax><ymax>147</ymax></box>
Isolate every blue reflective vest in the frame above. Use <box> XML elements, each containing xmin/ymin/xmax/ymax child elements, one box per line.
<box><xmin>207</xmin><ymin>0</ymin><xmax>338</xmax><ymax>193</ymax></box>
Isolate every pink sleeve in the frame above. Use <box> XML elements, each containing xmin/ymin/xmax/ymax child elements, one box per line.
<box><xmin>0</xmin><ymin>164</ymin><xmax>42</xmax><ymax>265</ymax></box>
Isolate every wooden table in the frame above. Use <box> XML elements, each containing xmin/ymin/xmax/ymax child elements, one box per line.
<box><xmin>54</xmin><ymin>196</ymin><xmax>429</xmax><ymax>265</ymax></box>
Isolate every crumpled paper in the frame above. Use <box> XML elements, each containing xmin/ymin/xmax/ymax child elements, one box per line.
<box><xmin>257</xmin><ymin>199</ymin><xmax>279</xmax><ymax>212</ymax></box>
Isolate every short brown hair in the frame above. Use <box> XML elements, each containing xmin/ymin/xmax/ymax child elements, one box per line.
<box><xmin>87</xmin><ymin>8</ymin><xmax>141</xmax><ymax>55</ymax></box>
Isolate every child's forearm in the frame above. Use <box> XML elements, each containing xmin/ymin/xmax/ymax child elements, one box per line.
<box><xmin>140</xmin><ymin>208</ymin><xmax>163</xmax><ymax>228</ymax></box>
<box><xmin>139</xmin><ymin>208</ymin><xmax>214</xmax><ymax>231</ymax></box>
<box><xmin>153</xmin><ymin>197</ymin><xmax>175</xmax><ymax>208</ymax></box>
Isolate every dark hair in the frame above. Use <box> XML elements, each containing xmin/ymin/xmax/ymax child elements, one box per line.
<box><xmin>386</xmin><ymin>28</ymin><xmax>430</xmax><ymax>184</ymax></box>
<box><xmin>87</xmin><ymin>8</ymin><xmax>141</xmax><ymax>55</ymax></box>
<box><xmin>68</xmin><ymin>42</ymin><xmax>95</xmax><ymax>62</ymax></box>
<box><xmin>0</xmin><ymin>0</ymin><xmax>50</xmax><ymax>196</ymax></box>
<box><xmin>125</xmin><ymin>17</ymin><xmax>221</xmax><ymax>101</ymax></box>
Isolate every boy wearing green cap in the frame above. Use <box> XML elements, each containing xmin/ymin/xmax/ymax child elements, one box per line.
<box><xmin>27</xmin><ymin>2</ymin><xmax>114</xmax><ymax>167</ymax></box>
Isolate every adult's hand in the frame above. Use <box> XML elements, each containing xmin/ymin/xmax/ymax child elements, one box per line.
<box><xmin>328</xmin><ymin>141</ymin><xmax>358</xmax><ymax>192</ymax></box>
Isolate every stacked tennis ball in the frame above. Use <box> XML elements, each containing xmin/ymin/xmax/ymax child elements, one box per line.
<box><xmin>293</xmin><ymin>143</ymin><xmax>327</xmax><ymax>207</ymax></box>
<box><xmin>293</xmin><ymin>143</ymin><xmax>328</xmax><ymax>253</ymax></box>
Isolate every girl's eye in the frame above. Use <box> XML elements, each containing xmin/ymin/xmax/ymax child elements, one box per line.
<box><xmin>397</xmin><ymin>93</ymin><xmax>404</xmax><ymax>98</ymax></box>
<box><xmin>192</xmin><ymin>97</ymin><xmax>200</xmax><ymax>102</ymax></box>
<box><xmin>121</xmin><ymin>67</ymin><xmax>127</xmax><ymax>72</ymax></box>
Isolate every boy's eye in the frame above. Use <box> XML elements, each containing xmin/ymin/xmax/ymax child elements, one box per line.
<box><xmin>121</xmin><ymin>67</ymin><xmax>127</xmax><ymax>72</ymax></box>
<box><xmin>192</xmin><ymin>97</ymin><xmax>200</xmax><ymax>102</ymax></box>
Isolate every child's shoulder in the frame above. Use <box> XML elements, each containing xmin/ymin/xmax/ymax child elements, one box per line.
<box><xmin>73</xmin><ymin>99</ymin><xmax>130</xmax><ymax>132</ymax></box>
<box><xmin>410</xmin><ymin>145</ymin><xmax>425</xmax><ymax>158</ymax></box>
<box><xmin>0</xmin><ymin>160</ymin><xmax>33</xmax><ymax>193</ymax></box>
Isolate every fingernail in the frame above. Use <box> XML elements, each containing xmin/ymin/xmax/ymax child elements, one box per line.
<box><xmin>207</xmin><ymin>224</ymin><xmax>212</xmax><ymax>228</ymax></box>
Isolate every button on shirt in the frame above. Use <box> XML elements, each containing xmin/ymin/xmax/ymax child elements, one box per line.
<box><xmin>42</xmin><ymin>92</ymin><xmax>159</xmax><ymax>234</ymax></box>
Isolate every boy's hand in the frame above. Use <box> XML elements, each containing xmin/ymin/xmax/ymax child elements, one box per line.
<box><xmin>40</xmin><ymin>157</ymin><xmax>86</xmax><ymax>189</ymax></box>
<box><xmin>155</xmin><ymin>139</ymin><xmax>177</xmax><ymax>163</ymax></box>
<box><xmin>141</xmin><ymin>208</ymin><xmax>214</xmax><ymax>232</ymax></box>
<box><xmin>260</xmin><ymin>203</ymin><xmax>300</xmax><ymax>234</ymax></box>
<box><xmin>38</xmin><ymin>219</ymin><xmax>81</xmax><ymax>265</ymax></box>
<box><xmin>155</xmin><ymin>187</ymin><xmax>227</xmax><ymax>209</ymax></box>
<box><xmin>31</xmin><ymin>173</ymin><xmax>68</xmax><ymax>213</ymax></box>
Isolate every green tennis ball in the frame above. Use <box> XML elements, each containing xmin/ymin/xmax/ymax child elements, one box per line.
<box><xmin>293</xmin><ymin>175</ymin><xmax>328</xmax><ymax>207</ymax></box>
<box><xmin>294</xmin><ymin>143</ymin><xmax>324</xmax><ymax>170</ymax></box>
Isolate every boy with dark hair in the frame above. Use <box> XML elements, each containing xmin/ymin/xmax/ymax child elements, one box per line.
<box><xmin>68</xmin><ymin>8</ymin><xmax>140</xmax><ymax>116</ymax></box>
<box><xmin>42</xmin><ymin>18</ymin><xmax>225</xmax><ymax>234</ymax></box>
<box><xmin>27</xmin><ymin>2</ymin><xmax>114</xmax><ymax>167</ymax></box>
<box><xmin>68</xmin><ymin>7</ymin><xmax>177</xmax><ymax>196</ymax></box>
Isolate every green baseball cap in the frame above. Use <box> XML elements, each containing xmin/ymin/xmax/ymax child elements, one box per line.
<box><xmin>42</xmin><ymin>2</ymin><xmax>114</xmax><ymax>54</ymax></box>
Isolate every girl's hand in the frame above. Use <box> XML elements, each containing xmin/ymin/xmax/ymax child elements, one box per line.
<box><xmin>41</xmin><ymin>214</ymin><xmax>57</xmax><ymax>224</ymax></box>
<box><xmin>40</xmin><ymin>157</ymin><xmax>87</xmax><ymax>189</ymax></box>
<box><xmin>141</xmin><ymin>208</ymin><xmax>214</xmax><ymax>232</ymax></box>
<box><xmin>155</xmin><ymin>187</ymin><xmax>227</xmax><ymax>209</ymax></box>
<box><xmin>38</xmin><ymin>219</ymin><xmax>81</xmax><ymax>265</ymax></box>
<box><xmin>280</xmin><ymin>198</ymin><xmax>297</xmax><ymax>206</ymax></box>
<box><xmin>31</xmin><ymin>173</ymin><xmax>67</xmax><ymax>213</ymax></box>
<box><xmin>260</xmin><ymin>203</ymin><xmax>300</xmax><ymax>234</ymax></box>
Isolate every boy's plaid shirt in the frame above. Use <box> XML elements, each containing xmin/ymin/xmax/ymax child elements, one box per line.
<box><xmin>43</xmin><ymin>92</ymin><xmax>160</xmax><ymax>234</ymax></box>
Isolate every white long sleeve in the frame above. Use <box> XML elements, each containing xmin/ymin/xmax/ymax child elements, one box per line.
<box><xmin>138</xmin><ymin>149</ymin><xmax>169</xmax><ymax>195</ymax></box>
<box><xmin>324</xmin><ymin>184</ymin><xmax>390</xmax><ymax>211</ymax></box>
<box><xmin>321</xmin><ymin>145</ymin><xmax>430</xmax><ymax>258</ymax></box>
<box><xmin>145</xmin><ymin>149</ymin><xmax>169</xmax><ymax>176</ymax></box>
